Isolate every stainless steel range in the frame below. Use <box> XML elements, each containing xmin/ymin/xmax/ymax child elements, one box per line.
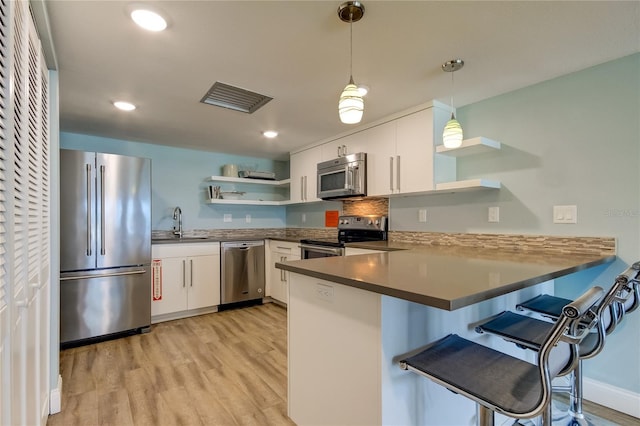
<box><xmin>299</xmin><ymin>215</ymin><xmax>388</xmax><ymax>259</ymax></box>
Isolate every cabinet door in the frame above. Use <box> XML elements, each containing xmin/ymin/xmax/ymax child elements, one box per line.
<box><xmin>394</xmin><ymin>109</ymin><xmax>435</xmax><ymax>194</ymax></box>
<box><xmin>364</xmin><ymin>122</ymin><xmax>397</xmax><ymax>197</ymax></box>
<box><xmin>188</xmin><ymin>254</ymin><xmax>220</xmax><ymax>310</ymax></box>
<box><xmin>270</xmin><ymin>254</ymin><xmax>284</xmax><ymax>303</ymax></box>
<box><xmin>290</xmin><ymin>146</ymin><xmax>321</xmax><ymax>203</ymax></box>
<box><xmin>321</xmin><ymin>131</ymin><xmax>369</xmax><ymax>161</ymax></box>
<box><xmin>281</xmin><ymin>253</ymin><xmax>300</xmax><ymax>304</ymax></box>
<box><xmin>151</xmin><ymin>257</ymin><xmax>188</xmax><ymax>316</ymax></box>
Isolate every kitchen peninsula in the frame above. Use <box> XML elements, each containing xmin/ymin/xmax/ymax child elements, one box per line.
<box><xmin>277</xmin><ymin>243</ymin><xmax>615</xmax><ymax>425</ymax></box>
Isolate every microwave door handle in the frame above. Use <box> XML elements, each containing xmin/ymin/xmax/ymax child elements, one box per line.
<box><xmin>344</xmin><ymin>165</ymin><xmax>352</xmax><ymax>190</ymax></box>
<box><xmin>353</xmin><ymin>166</ymin><xmax>359</xmax><ymax>192</ymax></box>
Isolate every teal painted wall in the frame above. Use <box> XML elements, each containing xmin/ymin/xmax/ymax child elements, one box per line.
<box><xmin>389</xmin><ymin>53</ymin><xmax>640</xmax><ymax>393</ymax></box>
<box><xmin>60</xmin><ymin>133</ymin><xmax>288</xmax><ymax>230</ymax></box>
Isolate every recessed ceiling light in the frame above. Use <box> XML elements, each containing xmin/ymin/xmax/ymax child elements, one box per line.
<box><xmin>357</xmin><ymin>85</ymin><xmax>369</xmax><ymax>97</ymax></box>
<box><xmin>263</xmin><ymin>130</ymin><xmax>278</xmax><ymax>138</ymax></box>
<box><xmin>130</xmin><ymin>8</ymin><xmax>167</xmax><ymax>32</ymax></box>
<box><xmin>113</xmin><ymin>101</ymin><xmax>136</xmax><ymax>111</ymax></box>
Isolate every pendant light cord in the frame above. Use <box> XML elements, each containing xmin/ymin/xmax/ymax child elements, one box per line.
<box><xmin>349</xmin><ymin>12</ymin><xmax>354</xmax><ymax>81</ymax></box>
<box><xmin>450</xmin><ymin>70</ymin><xmax>455</xmax><ymax>116</ymax></box>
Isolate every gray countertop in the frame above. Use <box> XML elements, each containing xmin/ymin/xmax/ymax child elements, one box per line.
<box><xmin>277</xmin><ymin>244</ymin><xmax>615</xmax><ymax>310</ymax></box>
<box><xmin>151</xmin><ymin>235</ymin><xmax>299</xmax><ymax>244</ymax></box>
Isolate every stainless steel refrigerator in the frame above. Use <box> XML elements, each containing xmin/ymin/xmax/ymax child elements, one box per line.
<box><xmin>60</xmin><ymin>149</ymin><xmax>151</xmax><ymax>344</ymax></box>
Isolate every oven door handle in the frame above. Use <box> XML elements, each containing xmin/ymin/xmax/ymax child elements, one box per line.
<box><xmin>300</xmin><ymin>244</ymin><xmax>344</xmax><ymax>255</ymax></box>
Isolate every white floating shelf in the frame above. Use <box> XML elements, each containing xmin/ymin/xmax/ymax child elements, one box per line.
<box><xmin>205</xmin><ymin>198</ymin><xmax>289</xmax><ymax>206</ymax></box>
<box><xmin>436</xmin><ymin>137</ymin><xmax>501</xmax><ymax>157</ymax></box>
<box><xmin>435</xmin><ymin>179</ymin><xmax>501</xmax><ymax>192</ymax></box>
<box><xmin>206</xmin><ymin>176</ymin><xmax>290</xmax><ymax>187</ymax></box>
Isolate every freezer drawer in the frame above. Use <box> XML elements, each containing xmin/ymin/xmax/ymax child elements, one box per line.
<box><xmin>221</xmin><ymin>241</ymin><xmax>265</xmax><ymax>304</ymax></box>
<box><xmin>60</xmin><ymin>266</ymin><xmax>151</xmax><ymax>344</ymax></box>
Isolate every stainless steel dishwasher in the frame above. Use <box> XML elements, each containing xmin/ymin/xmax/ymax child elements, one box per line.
<box><xmin>221</xmin><ymin>240</ymin><xmax>265</xmax><ymax>304</ymax></box>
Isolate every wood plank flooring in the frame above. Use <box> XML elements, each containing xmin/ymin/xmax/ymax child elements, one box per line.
<box><xmin>47</xmin><ymin>303</ymin><xmax>294</xmax><ymax>426</ymax></box>
<box><xmin>47</xmin><ymin>302</ymin><xmax>638</xmax><ymax>426</ymax></box>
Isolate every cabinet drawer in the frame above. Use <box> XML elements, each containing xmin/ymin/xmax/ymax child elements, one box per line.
<box><xmin>269</xmin><ymin>240</ymin><xmax>300</xmax><ymax>254</ymax></box>
<box><xmin>152</xmin><ymin>242</ymin><xmax>220</xmax><ymax>258</ymax></box>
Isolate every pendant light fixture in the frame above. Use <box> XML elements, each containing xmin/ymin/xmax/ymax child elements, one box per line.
<box><xmin>442</xmin><ymin>59</ymin><xmax>464</xmax><ymax>148</ymax></box>
<box><xmin>338</xmin><ymin>1</ymin><xmax>365</xmax><ymax>124</ymax></box>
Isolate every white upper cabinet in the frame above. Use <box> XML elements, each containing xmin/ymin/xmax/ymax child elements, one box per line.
<box><xmin>321</xmin><ymin>130</ymin><xmax>370</xmax><ymax>161</ymax></box>
<box><xmin>361</xmin><ymin>121</ymin><xmax>397</xmax><ymax>197</ymax></box>
<box><xmin>290</xmin><ymin>145</ymin><xmax>322</xmax><ymax>203</ymax></box>
<box><xmin>367</xmin><ymin>104</ymin><xmax>454</xmax><ymax>196</ymax></box>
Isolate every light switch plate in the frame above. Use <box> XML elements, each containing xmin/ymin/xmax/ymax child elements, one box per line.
<box><xmin>488</xmin><ymin>206</ymin><xmax>500</xmax><ymax>223</ymax></box>
<box><xmin>245</xmin><ymin>214</ymin><xmax>251</xmax><ymax>223</ymax></box>
<box><xmin>553</xmin><ymin>205</ymin><xmax>577</xmax><ymax>224</ymax></box>
<box><xmin>418</xmin><ymin>209</ymin><xmax>427</xmax><ymax>223</ymax></box>
<box><xmin>223</xmin><ymin>213</ymin><xmax>232</xmax><ymax>223</ymax></box>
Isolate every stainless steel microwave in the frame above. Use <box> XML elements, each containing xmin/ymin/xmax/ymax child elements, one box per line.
<box><xmin>317</xmin><ymin>152</ymin><xmax>366</xmax><ymax>200</ymax></box>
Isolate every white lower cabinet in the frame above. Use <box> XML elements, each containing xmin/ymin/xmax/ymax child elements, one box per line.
<box><xmin>267</xmin><ymin>240</ymin><xmax>300</xmax><ymax>304</ymax></box>
<box><xmin>151</xmin><ymin>243</ymin><xmax>220</xmax><ymax>321</ymax></box>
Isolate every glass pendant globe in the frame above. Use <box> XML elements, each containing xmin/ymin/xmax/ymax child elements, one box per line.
<box><xmin>443</xmin><ymin>117</ymin><xmax>463</xmax><ymax>148</ymax></box>
<box><xmin>338</xmin><ymin>82</ymin><xmax>364</xmax><ymax>124</ymax></box>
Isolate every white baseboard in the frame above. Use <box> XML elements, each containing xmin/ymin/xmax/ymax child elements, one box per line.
<box><xmin>49</xmin><ymin>375</ymin><xmax>62</xmax><ymax>414</ymax></box>
<box><xmin>584</xmin><ymin>377</ymin><xmax>640</xmax><ymax>419</ymax></box>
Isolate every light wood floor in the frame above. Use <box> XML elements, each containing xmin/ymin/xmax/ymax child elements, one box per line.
<box><xmin>47</xmin><ymin>303</ymin><xmax>294</xmax><ymax>426</ymax></box>
<box><xmin>47</xmin><ymin>302</ymin><xmax>638</xmax><ymax>426</ymax></box>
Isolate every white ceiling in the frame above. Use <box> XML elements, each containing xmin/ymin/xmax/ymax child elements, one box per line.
<box><xmin>45</xmin><ymin>1</ymin><xmax>640</xmax><ymax>160</ymax></box>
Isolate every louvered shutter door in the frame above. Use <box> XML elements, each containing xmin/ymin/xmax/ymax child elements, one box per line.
<box><xmin>39</xmin><ymin>45</ymin><xmax>48</xmax><ymax>280</ymax></box>
<box><xmin>0</xmin><ymin>0</ymin><xmax>10</xmax><ymax>422</ymax></box>
<box><xmin>26</xmin><ymin>12</ymin><xmax>40</xmax><ymax>290</ymax></box>
<box><xmin>12</xmin><ymin>0</ymin><xmax>26</xmax><ymax>306</ymax></box>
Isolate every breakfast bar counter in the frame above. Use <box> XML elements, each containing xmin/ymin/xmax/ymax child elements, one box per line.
<box><xmin>277</xmin><ymin>245</ymin><xmax>615</xmax><ymax>426</ymax></box>
<box><xmin>277</xmin><ymin>243</ymin><xmax>615</xmax><ymax>310</ymax></box>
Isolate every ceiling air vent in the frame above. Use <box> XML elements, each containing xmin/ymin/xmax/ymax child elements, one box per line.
<box><xmin>200</xmin><ymin>81</ymin><xmax>273</xmax><ymax>114</ymax></box>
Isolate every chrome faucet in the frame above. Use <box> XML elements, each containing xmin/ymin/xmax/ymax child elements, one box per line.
<box><xmin>172</xmin><ymin>206</ymin><xmax>183</xmax><ymax>238</ymax></box>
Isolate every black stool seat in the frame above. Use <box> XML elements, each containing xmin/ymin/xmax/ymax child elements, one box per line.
<box><xmin>517</xmin><ymin>294</ymin><xmax>572</xmax><ymax>317</ymax></box>
<box><xmin>475</xmin><ymin>311</ymin><xmax>551</xmax><ymax>350</ymax></box>
<box><xmin>477</xmin><ymin>311</ymin><xmax>599</xmax><ymax>360</ymax></box>
<box><xmin>401</xmin><ymin>334</ymin><xmax>546</xmax><ymax>417</ymax></box>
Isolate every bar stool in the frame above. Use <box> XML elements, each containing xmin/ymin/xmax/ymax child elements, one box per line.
<box><xmin>476</xmin><ymin>262</ymin><xmax>640</xmax><ymax>425</ymax></box>
<box><xmin>399</xmin><ymin>286</ymin><xmax>604</xmax><ymax>426</ymax></box>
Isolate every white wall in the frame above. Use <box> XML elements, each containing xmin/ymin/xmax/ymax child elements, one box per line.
<box><xmin>390</xmin><ymin>53</ymin><xmax>640</xmax><ymax>396</ymax></box>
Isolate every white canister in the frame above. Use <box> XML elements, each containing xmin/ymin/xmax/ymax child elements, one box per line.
<box><xmin>222</xmin><ymin>164</ymin><xmax>238</xmax><ymax>177</ymax></box>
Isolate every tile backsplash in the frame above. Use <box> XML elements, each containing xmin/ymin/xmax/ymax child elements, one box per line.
<box><xmin>342</xmin><ymin>197</ymin><xmax>389</xmax><ymax>216</ymax></box>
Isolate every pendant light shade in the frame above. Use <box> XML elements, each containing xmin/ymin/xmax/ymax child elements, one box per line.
<box><xmin>442</xmin><ymin>59</ymin><xmax>464</xmax><ymax>148</ymax></box>
<box><xmin>338</xmin><ymin>2</ymin><xmax>365</xmax><ymax>124</ymax></box>
<box><xmin>443</xmin><ymin>113</ymin><xmax>463</xmax><ymax>148</ymax></box>
<box><xmin>339</xmin><ymin>77</ymin><xmax>364</xmax><ymax>124</ymax></box>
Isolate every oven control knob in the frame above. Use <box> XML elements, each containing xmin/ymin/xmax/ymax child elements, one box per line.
<box><xmin>367</xmin><ymin>220</ymin><xmax>373</xmax><ymax>225</ymax></box>
<box><xmin>374</xmin><ymin>220</ymin><xmax>379</xmax><ymax>226</ymax></box>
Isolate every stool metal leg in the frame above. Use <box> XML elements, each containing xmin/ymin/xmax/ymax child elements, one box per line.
<box><xmin>477</xmin><ymin>404</ymin><xmax>494</xmax><ymax>426</ymax></box>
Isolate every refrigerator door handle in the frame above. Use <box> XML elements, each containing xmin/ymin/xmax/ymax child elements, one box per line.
<box><xmin>60</xmin><ymin>268</ymin><xmax>147</xmax><ymax>281</ymax></box>
<box><xmin>86</xmin><ymin>163</ymin><xmax>92</xmax><ymax>256</ymax></box>
<box><xmin>100</xmin><ymin>165</ymin><xmax>106</xmax><ymax>255</ymax></box>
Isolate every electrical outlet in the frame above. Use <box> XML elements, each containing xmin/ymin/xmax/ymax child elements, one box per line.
<box><xmin>553</xmin><ymin>205</ymin><xmax>577</xmax><ymax>224</ymax></box>
<box><xmin>245</xmin><ymin>214</ymin><xmax>251</xmax><ymax>223</ymax></box>
<box><xmin>302</xmin><ymin>213</ymin><xmax>306</xmax><ymax>223</ymax></box>
<box><xmin>488</xmin><ymin>206</ymin><xmax>500</xmax><ymax>223</ymax></box>
<box><xmin>315</xmin><ymin>283</ymin><xmax>334</xmax><ymax>302</ymax></box>
<box><xmin>418</xmin><ymin>209</ymin><xmax>427</xmax><ymax>223</ymax></box>
<box><xmin>223</xmin><ymin>214</ymin><xmax>232</xmax><ymax>223</ymax></box>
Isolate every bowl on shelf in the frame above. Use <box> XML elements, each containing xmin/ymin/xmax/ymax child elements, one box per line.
<box><xmin>220</xmin><ymin>191</ymin><xmax>245</xmax><ymax>200</ymax></box>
